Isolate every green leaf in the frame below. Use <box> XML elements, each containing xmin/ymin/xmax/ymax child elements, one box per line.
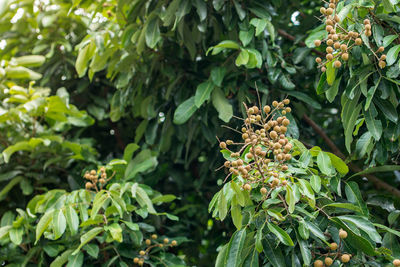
<box><xmin>226</xmin><ymin>229</ymin><xmax>247</xmax><ymax>267</ymax></box>
<box><xmin>230</xmin><ymin>182</ymin><xmax>245</xmax><ymax>207</ymax></box>
<box><xmin>374</xmin><ymin>223</ymin><xmax>400</xmax><ymax>238</ymax></box>
<box><xmin>195</xmin><ymin>81</ymin><xmax>215</xmax><ymax>107</ymax></box>
<box><xmin>383</xmin><ymin>35</ymin><xmax>397</xmax><ymax>47</ymax></box>
<box><xmin>338</xmin><ymin>215</ymin><xmax>381</xmax><ymax>243</ymax></box>
<box><xmin>50</xmin><ymin>249</ymin><xmax>74</xmax><ymax>267</ymax></box>
<box><xmin>330</xmin><ymin>217</ymin><xmax>376</xmax><ymax>256</ymax></box>
<box><xmin>212</xmin><ymin>88</ymin><xmax>233</xmax><ymax>122</ymax></box>
<box><xmin>310</xmin><ymin>175</ymin><xmax>321</xmax><ymax>193</ymax></box>
<box><xmin>305</xmin><ymin>28</ymin><xmax>326</xmax><ymax>48</ymax></box>
<box><xmin>123</xmin><ymin>143</ymin><xmax>140</xmax><ymax>162</ymax></box>
<box><xmin>326</xmin><ymin>61</ymin><xmax>336</xmax><ymax>86</ymax></box>
<box><xmin>239</xmin><ymin>29</ymin><xmax>254</xmax><ymax>46</ymax></box>
<box><xmin>72</xmin><ymin>227</ymin><xmax>103</xmax><ymax>255</ymax></box>
<box><xmin>255</xmin><ymin>224</ymin><xmax>265</xmax><ymax>252</ymax></box>
<box><xmin>9</xmin><ymin>227</ymin><xmax>23</xmax><ymax>245</ymax></box>
<box><xmin>350</xmin><ymin>165</ymin><xmax>400</xmax><ymax>178</ymax></box>
<box><xmin>296</xmin><ymin>231</ymin><xmax>311</xmax><ymax>265</ymax></box>
<box><xmin>322</xmin><ymin>203</ymin><xmax>361</xmax><ymax>213</ymax></box>
<box><xmin>11</xmin><ymin>55</ymin><xmax>46</xmax><ymax>67</ymax></box>
<box><xmin>231</xmin><ymin>203</ymin><xmax>242</xmax><ymax>230</ymax></box>
<box><xmin>326</xmin><ymin>152</ymin><xmax>349</xmax><ymax>174</ymax></box>
<box><xmin>67</xmin><ymin>251</ymin><xmax>83</xmax><ymax>267</ymax></box>
<box><xmin>386</xmin><ymin>44</ymin><xmax>400</xmax><ymax>66</ymax></box>
<box><xmin>145</xmin><ymin>17</ymin><xmax>161</xmax><ymax>49</ymax></box>
<box><xmin>152</xmin><ymin>194</ymin><xmax>176</xmax><ymax>203</ymax></box>
<box><xmin>84</xmin><ymin>244</ymin><xmax>99</xmax><ymax>259</ymax></box>
<box><xmin>317</xmin><ymin>151</ymin><xmax>334</xmax><ymax>176</ymax></box>
<box><xmin>279</xmin><ymin>74</ymin><xmax>295</xmax><ymax>90</ymax></box>
<box><xmin>173</xmin><ymin>96</ymin><xmax>198</xmax><ymax>124</ymax></box>
<box><xmin>374</xmin><ymin>98</ymin><xmax>398</xmax><ymax>123</ymax></box>
<box><xmin>345</xmin><ymin>182</ymin><xmax>369</xmax><ymax>216</ymax></box>
<box><xmin>326</xmin><ymin>76</ymin><xmax>341</xmax><ymax>102</ymax></box>
<box><xmin>250</xmin><ymin>18</ymin><xmax>267</xmax><ymax>36</ymax></box>
<box><xmin>341</xmin><ymin>93</ymin><xmax>362</xmax><ymax>153</ymax></box>
<box><xmin>304</xmin><ymin>221</ymin><xmax>327</xmax><ymax>242</ymax></box>
<box><xmin>218</xmin><ymin>190</ymin><xmax>227</xmax><ymax>221</ymax></box>
<box><xmin>35</xmin><ymin>210</ymin><xmax>54</xmax><ymax>244</ymax></box>
<box><xmin>262</xmin><ymin>238</ymin><xmax>286</xmax><ymax>267</ymax></box>
<box><xmin>107</xmin><ymin>223</ymin><xmax>123</xmax><ymax>242</ymax></box>
<box><xmin>133</xmin><ymin>185</ymin><xmax>157</xmax><ymax>214</ymax></box>
<box><xmin>211</xmin><ymin>67</ymin><xmax>227</xmax><ymax>87</ymax></box>
<box><xmin>298</xmin><ymin>220</ymin><xmax>309</xmax><ymax>240</ymax></box>
<box><xmin>235</xmin><ymin>49</ymin><xmax>249</xmax><ymax>66</ymax></box>
<box><xmin>53</xmin><ymin>209</ymin><xmax>67</xmax><ymax>239</ymax></box>
<box><xmin>267</xmin><ymin>223</ymin><xmax>294</xmax><ymax>246</ymax></box>
<box><xmin>90</xmin><ymin>191</ymin><xmax>108</xmax><ymax>219</ymax></box>
<box><xmin>364</xmin><ymin>107</ymin><xmax>382</xmax><ymax>141</ymax></box>
<box><xmin>285</xmin><ymin>185</ymin><xmax>296</xmax><ymax>213</ymax></box>
<box><xmin>5</xmin><ymin>66</ymin><xmax>42</xmax><ymax>80</ymax></box>
<box><xmin>215</xmin><ymin>243</ymin><xmax>228</xmax><ymax>267</ymax></box>
<box><xmin>242</xmin><ymin>247</ymin><xmax>259</xmax><ymax>267</ymax></box>
<box><xmin>75</xmin><ymin>41</ymin><xmax>95</xmax><ymax>78</ymax></box>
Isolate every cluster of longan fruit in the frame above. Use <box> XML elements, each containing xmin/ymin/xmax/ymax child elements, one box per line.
<box><xmin>314</xmin><ymin>229</ymin><xmax>352</xmax><ymax>266</ymax></box>
<box><xmin>84</xmin><ymin>167</ymin><xmax>109</xmax><ymax>191</ymax></box>
<box><xmin>219</xmin><ymin>99</ymin><xmax>293</xmax><ymax>194</ymax></box>
<box><xmin>133</xmin><ymin>234</ymin><xmax>178</xmax><ymax>266</ymax></box>
<box><xmin>314</xmin><ymin>0</ymin><xmax>386</xmax><ymax>71</ymax></box>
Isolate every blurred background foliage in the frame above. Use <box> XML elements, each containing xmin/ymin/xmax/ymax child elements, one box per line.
<box><xmin>0</xmin><ymin>0</ymin><xmax>399</xmax><ymax>265</ymax></box>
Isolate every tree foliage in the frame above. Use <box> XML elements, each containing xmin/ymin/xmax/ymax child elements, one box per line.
<box><xmin>0</xmin><ymin>0</ymin><xmax>400</xmax><ymax>266</ymax></box>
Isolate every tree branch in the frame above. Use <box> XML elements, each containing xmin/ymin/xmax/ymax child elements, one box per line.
<box><xmin>302</xmin><ymin>114</ymin><xmax>400</xmax><ymax>199</ymax></box>
<box><xmin>277</xmin><ymin>29</ymin><xmax>325</xmax><ymax>57</ymax></box>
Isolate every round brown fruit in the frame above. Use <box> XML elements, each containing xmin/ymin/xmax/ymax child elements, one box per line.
<box><xmin>341</xmin><ymin>53</ymin><xmax>349</xmax><ymax>61</ymax></box>
<box><xmin>393</xmin><ymin>259</ymin><xmax>400</xmax><ymax>266</ymax></box>
<box><xmin>171</xmin><ymin>240</ymin><xmax>178</xmax><ymax>246</ymax></box>
<box><xmin>85</xmin><ymin>182</ymin><xmax>92</xmax><ymax>190</ymax></box>
<box><xmin>314</xmin><ymin>260</ymin><xmax>323</xmax><ymax>267</ymax></box>
<box><xmin>364</xmin><ymin>24</ymin><xmax>371</xmax><ymax>30</ymax></box>
<box><xmin>334</xmin><ymin>60</ymin><xmax>341</xmax><ymax>68</ymax></box>
<box><xmin>326</xmin><ymin>46</ymin><xmax>333</xmax><ymax>53</ymax></box>
<box><xmin>340</xmin><ymin>44</ymin><xmax>347</xmax><ymax>51</ymax></box>
<box><xmin>378</xmin><ymin>46</ymin><xmax>384</xmax><ymax>52</ymax></box>
<box><xmin>355</xmin><ymin>38</ymin><xmax>362</xmax><ymax>45</ymax></box>
<box><xmin>339</xmin><ymin>229</ymin><xmax>348</xmax><ymax>239</ymax></box>
<box><xmin>219</xmin><ymin>142</ymin><xmax>227</xmax><ymax>149</ymax></box>
<box><xmin>244</xmin><ymin>184</ymin><xmax>251</xmax><ymax>191</ymax></box>
<box><xmin>325</xmin><ymin>257</ymin><xmax>333</xmax><ymax>266</ymax></box>
<box><xmin>260</xmin><ymin>187</ymin><xmax>268</xmax><ymax>194</ymax></box>
<box><xmin>334</xmin><ymin>42</ymin><xmax>340</xmax><ymax>49</ymax></box>
<box><xmin>380</xmin><ymin>54</ymin><xmax>386</xmax><ymax>60</ymax></box>
<box><xmin>326</xmin><ymin>54</ymin><xmax>333</xmax><ymax>61</ymax></box>
<box><xmin>379</xmin><ymin>60</ymin><xmax>386</xmax><ymax>69</ymax></box>
<box><xmin>320</xmin><ymin>7</ymin><xmax>326</xmax><ymax>14</ymax></box>
<box><xmin>326</xmin><ymin>25</ymin><xmax>333</xmax><ymax>32</ymax></box>
<box><xmin>321</xmin><ymin>66</ymin><xmax>326</xmax><ymax>72</ymax></box>
<box><xmin>364</xmin><ymin>19</ymin><xmax>370</xmax><ymax>25</ymax></box>
<box><xmin>330</xmin><ymin>242</ymin><xmax>338</xmax><ymax>250</ymax></box>
<box><xmin>326</xmin><ymin>7</ymin><xmax>333</xmax><ymax>15</ymax></box>
<box><xmin>314</xmin><ymin>40</ymin><xmax>321</xmax><ymax>47</ymax></box>
<box><xmin>134</xmin><ymin>258</ymin><xmax>139</xmax><ymax>263</ymax></box>
<box><xmin>139</xmin><ymin>250</ymin><xmax>146</xmax><ymax>256</ymax></box>
<box><xmin>341</xmin><ymin>254</ymin><xmax>350</xmax><ymax>263</ymax></box>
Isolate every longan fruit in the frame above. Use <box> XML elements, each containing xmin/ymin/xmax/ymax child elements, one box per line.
<box><xmin>378</xmin><ymin>46</ymin><xmax>384</xmax><ymax>52</ymax></box>
<box><xmin>145</xmin><ymin>239</ymin><xmax>151</xmax><ymax>245</ymax></box>
<box><xmin>327</xmin><ymin>39</ymin><xmax>334</xmax><ymax>46</ymax></box>
<box><xmin>314</xmin><ymin>260</ymin><xmax>323</xmax><ymax>267</ymax></box>
<box><xmin>163</xmin><ymin>238</ymin><xmax>169</xmax><ymax>244</ymax></box>
<box><xmin>332</xmin><ymin>34</ymin><xmax>338</xmax><ymax>40</ymax></box>
<box><xmin>325</xmin><ymin>257</ymin><xmax>333</xmax><ymax>266</ymax></box>
<box><xmin>270</xmin><ymin>131</ymin><xmax>278</xmax><ymax>139</ymax></box>
<box><xmin>326</xmin><ymin>46</ymin><xmax>333</xmax><ymax>53</ymax></box>
<box><xmin>339</xmin><ymin>229</ymin><xmax>348</xmax><ymax>239</ymax></box>
<box><xmin>139</xmin><ymin>250</ymin><xmax>146</xmax><ymax>256</ymax></box>
<box><xmin>364</xmin><ymin>18</ymin><xmax>370</xmax><ymax>25</ymax></box>
<box><xmin>283</xmin><ymin>99</ymin><xmax>290</xmax><ymax>104</ymax></box>
<box><xmin>330</xmin><ymin>242</ymin><xmax>338</xmax><ymax>250</ymax></box>
<box><xmin>326</xmin><ymin>7</ymin><xmax>333</xmax><ymax>15</ymax></box>
<box><xmin>393</xmin><ymin>259</ymin><xmax>400</xmax><ymax>266</ymax></box>
<box><xmin>326</xmin><ymin>54</ymin><xmax>333</xmax><ymax>61</ymax></box>
<box><xmin>134</xmin><ymin>258</ymin><xmax>140</xmax><ymax>263</ymax></box>
<box><xmin>326</xmin><ymin>19</ymin><xmax>334</xmax><ymax>26</ymax></box>
<box><xmin>320</xmin><ymin>7</ymin><xmax>326</xmax><ymax>14</ymax></box>
<box><xmin>99</xmin><ymin>178</ymin><xmax>106</xmax><ymax>184</ymax></box>
<box><xmin>244</xmin><ymin>184</ymin><xmax>251</xmax><ymax>191</ymax></box>
<box><xmin>171</xmin><ymin>240</ymin><xmax>177</xmax><ymax>246</ymax></box>
<box><xmin>379</xmin><ymin>60</ymin><xmax>386</xmax><ymax>69</ymax></box>
<box><xmin>334</xmin><ymin>60</ymin><xmax>341</xmax><ymax>68</ymax></box>
<box><xmin>260</xmin><ymin>187</ymin><xmax>267</xmax><ymax>194</ymax></box>
<box><xmin>253</xmin><ymin>106</ymin><xmax>259</xmax><ymax>113</ymax></box>
<box><xmin>326</xmin><ymin>25</ymin><xmax>333</xmax><ymax>32</ymax></box>
<box><xmin>334</xmin><ymin>14</ymin><xmax>340</xmax><ymax>22</ymax></box>
<box><xmin>341</xmin><ymin>254</ymin><xmax>350</xmax><ymax>263</ymax></box>
<box><xmin>285</xmin><ymin>107</ymin><xmax>291</xmax><ymax>113</ymax></box>
<box><xmin>219</xmin><ymin>142</ymin><xmax>227</xmax><ymax>149</ymax></box>
<box><xmin>313</xmin><ymin>39</ymin><xmax>321</xmax><ymax>47</ymax></box>
<box><xmin>151</xmin><ymin>234</ymin><xmax>158</xmax><ymax>239</ymax></box>
<box><xmin>85</xmin><ymin>182</ymin><xmax>92</xmax><ymax>190</ymax></box>
<box><xmin>272</xmin><ymin>101</ymin><xmax>279</xmax><ymax>107</ymax></box>
<box><xmin>355</xmin><ymin>38</ymin><xmax>362</xmax><ymax>45</ymax></box>
<box><xmin>340</xmin><ymin>44</ymin><xmax>347</xmax><ymax>51</ymax></box>
<box><xmin>341</xmin><ymin>53</ymin><xmax>349</xmax><ymax>61</ymax></box>
<box><xmin>364</xmin><ymin>24</ymin><xmax>371</xmax><ymax>30</ymax></box>
<box><xmin>263</xmin><ymin>105</ymin><xmax>271</xmax><ymax>113</ymax></box>
<box><xmin>282</xmin><ymin>119</ymin><xmax>290</xmax><ymax>126</ymax></box>
<box><xmin>138</xmin><ymin>260</ymin><xmax>144</xmax><ymax>266</ymax></box>
<box><xmin>381</xmin><ymin>54</ymin><xmax>386</xmax><ymax>60</ymax></box>
<box><xmin>329</xmin><ymin>3</ymin><xmax>335</xmax><ymax>8</ymax></box>
<box><xmin>285</xmin><ymin>154</ymin><xmax>292</xmax><ymax>160</ymax></box>
<box><xmin>365</xmin><ymin>30</ymin><xmax>372</xmax><ymax>37</ymax></box>
<box><xmin>281</xmin><ymin>180</ymin><xmax>288</xmax><ymax>185</ymax></box>
<box><xmin>334</xmin><ymin>42</ymin><xmax>340</xmax><ymax>49</ymax></box>
<box><xmin>321</xmin><ymin>67</ymin><xmax>326</xmax><ymax>72</ymax></box>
